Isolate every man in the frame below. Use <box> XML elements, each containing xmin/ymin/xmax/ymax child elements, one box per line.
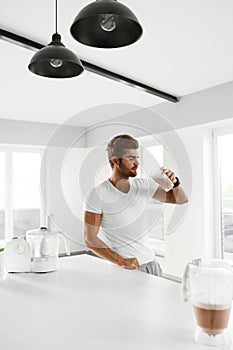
<box><xmin>84</xmin><ymin>134</ymin><xmax>188</xmax><ymax>276</ymax></box>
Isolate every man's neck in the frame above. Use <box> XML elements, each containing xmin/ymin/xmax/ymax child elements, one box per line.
<box><xmin>109</xmin><ymin>174</ymin><xmax>130</xmax><ymax>193</ymax></box>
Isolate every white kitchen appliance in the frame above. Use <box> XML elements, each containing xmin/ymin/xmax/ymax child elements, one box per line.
<box><xmin>5</xmin><ymin>237</ymin><xmax>31</xmax><ymax>273</ymax></box>
<box><xmin>26</xmin><ymin>226</ymin><xmax>70</xmax><ymax>273</ymax></box>
<box><xmin>5</xmin><ymin>226</ymin><xmax>70</xmax><ymax>273</ymax></box>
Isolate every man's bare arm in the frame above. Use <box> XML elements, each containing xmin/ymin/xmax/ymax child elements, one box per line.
<box><xmin>84</xmin><ymin>211</ymin><xmax>139</xmax><ymax>269</ymax></box>
<box><xmin>153</xmin><ymin>168</ymin><xmax>188</xmax><ymax>204</ymax></box>
<box><xmin>153</xmin><ymin>185</ymin><xmax>188</xmax><ymax>204</ymax></box>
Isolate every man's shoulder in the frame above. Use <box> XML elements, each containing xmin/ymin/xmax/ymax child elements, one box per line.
<box><xmin>88</xmin><ymin>180</ymin><xmax>111</xmax><ymax>197</ymax></box>
<box><xmin>92</xmin><ymin>180</ymin><xmax>110</xmax><ymax>191</ymax></box>
<box><xmin>84</xmin><ymin>180</ymin><xmax>110</xmax><ymax>211</ymax></box>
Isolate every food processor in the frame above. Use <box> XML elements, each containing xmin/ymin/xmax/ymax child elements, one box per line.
<box><xmin>26</xmin><ymin>226</ymin><xmax>70</xmax><ymax>273</ymax></box>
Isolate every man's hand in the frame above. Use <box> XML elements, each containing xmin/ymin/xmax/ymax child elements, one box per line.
<box><xmin>161</xmin><ymin>167</ymin><xmax>177</xmax><ymax>185</ymax></box>
<box><xmin>153</xmin><ymin>168</ymin><xmax>188</xmax><ymax>204</ymax></box>
<box><xmin>118</xmin><ymin>257</ymin><xmax>140</xmax><ymax>269</ymax></box>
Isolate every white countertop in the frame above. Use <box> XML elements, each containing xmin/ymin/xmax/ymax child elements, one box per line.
<box><xmin>0</xmin><ymin>254</ymin><xmax>233</xmax><ymax>350</ymax></box>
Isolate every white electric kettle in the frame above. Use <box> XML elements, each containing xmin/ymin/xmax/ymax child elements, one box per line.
<box><xmin>26</xmin><ymin>226</ymin><xmax>70</xmax><ymax>273</ymax></box>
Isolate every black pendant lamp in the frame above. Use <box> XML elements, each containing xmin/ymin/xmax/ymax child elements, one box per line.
<box><xmin>70</xmin><ymin>0</ymin><xmax>143</xmax><ymax>48</ymax></box>
<box><xmin>28</xmin><ymin>0</ymin><xmax>84</xmax><ymax>78</ymax></box>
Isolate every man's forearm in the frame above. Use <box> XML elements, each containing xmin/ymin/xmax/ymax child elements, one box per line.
<box><xmin>170</xmin><ymin>186</ymin><xmax>188</xmax><ymax>204</ymax></box>
<box><xmin>85</xmin><ymin>236</ymin><xmax>124</xmax><ymax>266</ymax></box>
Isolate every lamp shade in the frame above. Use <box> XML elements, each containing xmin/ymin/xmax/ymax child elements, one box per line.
<box><xmin>28</xmin><ymin>33</ymin><xmax>84</xmax><ymax>78</ymax></box>
<box><xmin>70</xmin><ymin>0</ymin><xmax>143</xmax><ymax>48</ymax></box>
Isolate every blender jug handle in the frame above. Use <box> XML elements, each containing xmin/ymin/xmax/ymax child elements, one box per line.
<box><xmin>60</xmin><ymin>233</ymin><xmax>70</xmax><ymax>256</ymax></box>
<box><xmin>181</xmin><ymin>258</ymin><xmax>202</xmax><ymax>302</ymax></box>
<box><xmin>182</xmin><ymin>262</ymin><xmax>190</xmax><ymax>302</ymax></box>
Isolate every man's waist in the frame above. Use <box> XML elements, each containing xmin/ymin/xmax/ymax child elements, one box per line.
<box><xmin>112</xmin><ymin>245</ymin><xmax>155</xmax><ymax>265</ymax></box>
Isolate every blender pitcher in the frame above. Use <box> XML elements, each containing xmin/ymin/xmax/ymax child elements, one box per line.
<box><xmin>26</xmin><ymin>227</ymin><xmax>70</xmax><ymax>273</ymax></box>
<box><xmin>182</xmin><ymin>258</ymin><xmax>233</xmax><ymax>347</ymax></box>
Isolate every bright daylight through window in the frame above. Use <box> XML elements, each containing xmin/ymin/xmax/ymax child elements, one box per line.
<box><xmin>13</xmin><ymin>152</ymin><xmax>41</xmax><ymax>237</ymax></box>
<box><xmin>219</xmin><ymin>134</ymin><xmax>233</xmax><ymax>258</ymax></box>
<box><xmin>0</xmin><ymin>149</ymin><xmax>42</xmax><ymax>240</ymax></box>
<box><xmin>0</xmin><ymin>153</ymin><xmax>5</xmax><ymax>239</ymax></box>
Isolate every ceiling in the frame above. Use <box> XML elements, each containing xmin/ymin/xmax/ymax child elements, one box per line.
<box><xmin>1</xmin><ymin>0</ymin><xmax>233</xmax><ymax>126</ymax></box>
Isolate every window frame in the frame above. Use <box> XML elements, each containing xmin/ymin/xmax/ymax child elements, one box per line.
<box><xmin>213</xmin><ymin>126</ymin><xmax>233</xmax><ymax>259</ymax></box>
<box><xmin>0</xmin><ymin>144</ymin><xmax>46</xmax><ymax>243</ymax></box>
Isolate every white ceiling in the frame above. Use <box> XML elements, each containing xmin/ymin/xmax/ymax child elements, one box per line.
<box><xmin>1</xmin><ymin>0</ymin><xmax>233</xmax><ymax>126</ymax></box>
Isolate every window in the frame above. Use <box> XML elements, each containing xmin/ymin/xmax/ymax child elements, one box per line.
<box><xmin>13</xmin><ymin>152</ymin><xmax>41</xmax><ymax>237</ymax></box>
<box><xmin>0</xmin><ymin>147</ymin><xmax>43</xmax><ymax>241</ymax></box>
<box><xmin>217</xmin><ymin>133</ymin><xmax>233</xmax><ymax>258</ymax></box>
<box><xmin>0</xmin><ymin>153</ymin><xmax>5</xmax><ymax>239</ymax></box>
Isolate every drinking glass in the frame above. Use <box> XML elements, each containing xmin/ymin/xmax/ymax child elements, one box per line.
<box><xmin>142</xmin><ymin>150</ymin><xmax>174</xmax><ymax>192</ymax></box>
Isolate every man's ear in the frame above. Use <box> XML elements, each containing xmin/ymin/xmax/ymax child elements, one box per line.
<box><xmin>111</xmin><ymin>156</ymin><xmax>119</xmax><ymax>167</ymax></box>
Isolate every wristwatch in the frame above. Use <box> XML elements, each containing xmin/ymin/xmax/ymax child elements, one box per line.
<box><xmin>173</xmin><ymin>176</ymin><xmax>180</xmax><ymax>188</ymax></box>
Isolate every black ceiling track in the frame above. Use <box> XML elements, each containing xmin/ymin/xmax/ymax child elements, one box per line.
<box><xmin>0</xmin><ymin>28</ymin><xmax>180</xmax><ymax>103</ymax></box>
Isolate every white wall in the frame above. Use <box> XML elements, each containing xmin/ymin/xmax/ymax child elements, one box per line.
<box><xmin>0</xmin><ymin>118</ymin><xmax>85</xmax><ymax>147</ymax></box>
<box><xmin>162</xmin><ymin>126</ymin><xmax>215</xmax><ymax>277</ymax></box>
<box><xmin>45</xmin><ymin>147</ymin><xmax>87</xmax><ymax>253</ymax></box>
<box><xmin>154</xmin><ymin>80</ymin><xmax>233</xmax><ymax>129</ymax></box>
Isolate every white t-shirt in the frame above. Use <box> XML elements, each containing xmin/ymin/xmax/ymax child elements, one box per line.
<box><xmin>84</xmin><ymin>178</ymin><xmax>159</xmax><ymax>265</ymax></box>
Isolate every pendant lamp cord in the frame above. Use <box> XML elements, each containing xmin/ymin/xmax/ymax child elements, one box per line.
<box><xmin>55</xmin><ymin>0</ymin><xmax>58</xmax><ymax>33</ymax></box>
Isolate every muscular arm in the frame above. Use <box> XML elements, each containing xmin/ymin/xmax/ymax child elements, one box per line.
<box><xmin>153</xmin><ymin>185</ymin><xmax>188</xmax><ymax>204</ymax></box>
<box><xmin>84</xmin><ymin>211</ymin><xmax>139</xmax><ymax>269</ymax></box>
<box><xmin>152</xmin><ymin>168</ymin><xmax>188</xmax><ymax>204</ymax></box>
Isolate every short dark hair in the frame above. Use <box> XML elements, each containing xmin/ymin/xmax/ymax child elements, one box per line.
<box><xmin>106</xmin><ymin>134</ymin><xmax>138</xmax><ymax>167</ymax></box>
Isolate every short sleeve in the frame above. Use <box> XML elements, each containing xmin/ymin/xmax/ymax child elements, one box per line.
<box><xmin>83</xmin><ymin>187</ymin><xmax>103</xmax><ymax>214</ymax></box>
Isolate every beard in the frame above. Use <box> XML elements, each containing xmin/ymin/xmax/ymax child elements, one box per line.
<box><xmin>129</xmin><ymin>169</ymin><xmax>137</xmax><ymax>177</ymax></box>
<box><xmin>118</xmin><ymin>161</ymin><xmax>137</xmax><ymax>178</ymax></box>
